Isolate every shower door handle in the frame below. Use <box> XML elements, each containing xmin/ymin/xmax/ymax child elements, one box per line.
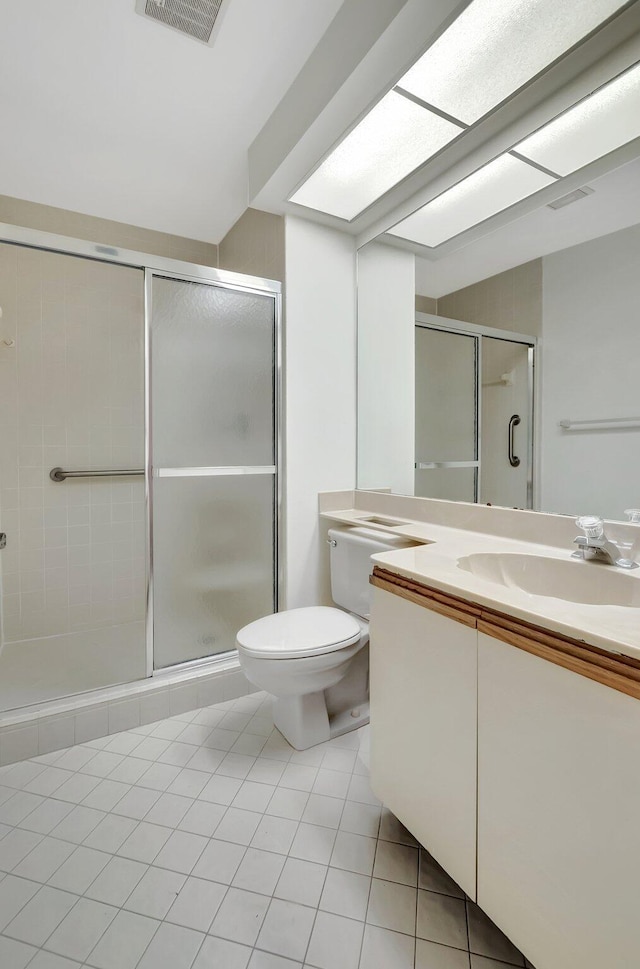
<box><xmin>508</xmin><ymin>414</ymin><xmax>521</xmax><ymax>467</ymax></box>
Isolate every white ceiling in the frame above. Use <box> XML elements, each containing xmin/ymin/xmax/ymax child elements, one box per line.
<box><xmin>414</xmin><ymin>156</ymin><xmax>640</xmax><ymax>297</ymax></box>
<box><xmin>3</xmin><ymin>0</ymin><xmax>639</xmax><ymax>275</ymax></box>
<box><xmin>0</xmin><ymin>0</ymin><xmax>344</xmax><ymax>243</ymax></box>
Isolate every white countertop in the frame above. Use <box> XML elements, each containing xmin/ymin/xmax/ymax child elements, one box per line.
<box><xmin>320</xmin><ymin>508</ymin><xmax>640</xmax><ymax>660</ymax></box>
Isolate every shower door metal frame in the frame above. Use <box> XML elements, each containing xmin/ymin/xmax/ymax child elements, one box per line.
<box><xmin>144</xmin><ymin>267</ymin><xmax>282</xmax><ymax>677</ymax></box>
<box><xmin>415</xmin><ymin>312</ymin><xmax>537</xmax><ymax>509</ymax></box>
<box><xmin>414</xmin><ymin>323</ymin><xmax>480</xmax><ymax>500</ymax></box>
<box><xmin>0</xmin><ymin>221</ymin><xmax>283</xmax><ymax>682</ymax></box>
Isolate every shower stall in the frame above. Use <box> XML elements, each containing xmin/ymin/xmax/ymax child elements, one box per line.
<box><xmin>0</xmin><ymin>236</ymin><xmax>280</xmax><ymax>713</ymax></box>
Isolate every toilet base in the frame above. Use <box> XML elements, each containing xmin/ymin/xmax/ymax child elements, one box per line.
<box><xmin>329</xmin><ymin>701</ymin><xmax>370</xmax><ymax>741</ymax></box>
<box><xmin>273</xmin><ymin>693</ymin><xmax>370</xmax><ymax>750</ymax></box>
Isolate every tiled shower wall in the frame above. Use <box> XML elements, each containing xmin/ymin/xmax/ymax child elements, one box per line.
<box><xmin>0</xmin><ymin>244</ymin><xmax>146</xmax><ymax>653</ymax></box>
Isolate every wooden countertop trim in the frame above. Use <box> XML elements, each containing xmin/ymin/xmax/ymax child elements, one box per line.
<box><xmin>370</xmin><ymin>570</ymin><xmax>479</xmax><ymax>628</ymax></box>
<box><xmin>372</xmin><ymin>568</ymin><xmax>482</xmax><ymax>616</ymax></box>
<box><xmin>477</xmin><ymin>619</ymin><xmax>640</xmax><ymax>701</ymax></box>
<box><xmin>476</xmin><ymin>610</ymin><xmax>640</xmax><ymax>677</ymax></box>
<box><xmin>371</xmin><ymin>565</ymin><xmax>640</xmax><ymax>701</ymax></box>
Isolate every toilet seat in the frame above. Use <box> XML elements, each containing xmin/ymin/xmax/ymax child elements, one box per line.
<box><xmin>236</xmin><ymin>606</ymin><xmax>361</xmax><ymax>660</ymax></box>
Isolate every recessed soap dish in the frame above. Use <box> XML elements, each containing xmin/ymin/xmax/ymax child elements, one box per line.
<box><xmin>356</xmin><ymin>515</ymin><xmax>406</xmax><ymax>527</ymax></box>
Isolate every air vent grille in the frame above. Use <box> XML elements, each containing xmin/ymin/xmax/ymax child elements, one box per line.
<box><xmin>142</xmin><ymin>0</ymin><xmax>225</xmax><ymax>44</ymax></box>
<box><xmin>547</xmin><ymin>187</ymin><xmax>594</xmax><ymax>210</ymax></box>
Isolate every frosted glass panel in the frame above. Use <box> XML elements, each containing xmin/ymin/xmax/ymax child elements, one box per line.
<box><xmin>153</xmin><ymin>474</ymin><xmax>275</xmax><ymax>669</ymax></box>
<box><xmin>415</xmin><ymin>327</ymin><xmax>477</xmax><ymax>464</ymax></box>
<box><xmin>151</xmin><ymin>277</ymin><xmax>275</xmax><ymax>468</ymax></box>
<box><xmin>415</xmin><ymin>467</ymin><xmax>476</xmax><ymax>502</ymax></box>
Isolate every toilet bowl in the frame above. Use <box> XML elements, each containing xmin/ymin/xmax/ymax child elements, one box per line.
<box><xmin>236</xmin><ymin>527</ymin><xmax>415</xmax><ymax>750</ymax></box>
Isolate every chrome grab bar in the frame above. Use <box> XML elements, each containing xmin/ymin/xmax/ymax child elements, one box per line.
<box><xmin>50</xmin><ymin>467</ymin><xmax>144</xmax><ymax>482</ymax></box>
<box><xmin>508</xmin><ymin>414</ymin><xmax>521</xmax><ymax>468</ymax></box>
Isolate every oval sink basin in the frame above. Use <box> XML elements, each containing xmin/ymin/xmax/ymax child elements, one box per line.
<box><xmin>457</xmin><ymin>553</ymin><xmax>640</xmax><ymax>607</ymax></box>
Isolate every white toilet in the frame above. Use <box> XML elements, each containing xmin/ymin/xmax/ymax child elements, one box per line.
<box><xmin>236</xmin><ymin>526</ymin><xmax>415</xmax><ymax>749</ymax></box>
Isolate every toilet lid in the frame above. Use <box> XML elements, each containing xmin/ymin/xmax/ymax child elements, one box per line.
<box><xmin>236</xmin><ymin>606</ymin><xmax>362</xmax><ymax>659</ymax></box>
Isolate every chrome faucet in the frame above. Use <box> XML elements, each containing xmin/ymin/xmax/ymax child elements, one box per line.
<box><xmin>572</xmin><ymin>516</ymin><xmax>638</xmax><ymax>569</ymax></box>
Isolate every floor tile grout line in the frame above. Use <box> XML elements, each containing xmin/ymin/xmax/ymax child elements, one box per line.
<box><xmin>356</xmin><ymin>812</ymin><xmax>380</xmax><ymax>969</ymax></box>
<box><xmin>302</xmin><ymin>792</ymin><xmax>380</xmax><ymax>966</ymax></box>
<box><xmin>0</xmin><ymin>694</ymin><xmax>530</xmax><ymax>969</ymax></box>
<box><xmin>1</xmin><ymin>847</ymin><xmax>154</xmax><ymax>953</ymax></box>
<box><xmin>466</xmin><ymin>897</ymin><xmax>473</xmax><ymax>967</ymax></box>
<box><xmin>4</xmin><ymin>790</ymin><xmax>385</xmax><ymax>886</ymax></box>
<box><xmin>252</xmin><ymin>777</ymin><xmax>312</xmax><ymax>961</ymax></box>
<box><xmin>11</xmin><ymin>730</ymin><xmax>266</xmax><ymax>967</ymax></box>
<box><xmin>5</xmin><ymin>835</ymin><xmax>282</xmax><ymax>965</ymax></box>
<box><xmin>298</xmin><ymin>776</ymin><xmax>350</xmax><ymax>968</ymax></box>
<box><xmin>82</xmin><ymin>899</ymin><xmax>164</xmax><ymax>969</ymax></box>
<box><xmin>412</xmin><ymin>848</ymin><xmax>420</xmax><ymax>969</ymax></box>
<box><xmin>42</xmin><ymin>886</ymin><xmax>136</xmax><ymax>967</ymax></box>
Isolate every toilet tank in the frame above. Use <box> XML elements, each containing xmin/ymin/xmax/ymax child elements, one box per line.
<box><xmin>329</xmin><ymin>527</ymin><xmax>417</xmax><ymax>620</ymax></box>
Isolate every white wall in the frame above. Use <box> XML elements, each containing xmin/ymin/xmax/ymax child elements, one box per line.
<box><xmin>357</xmin><ymin>242</ymin><xmax>415</xmax><ymax>494</ymax></box>
<box><xmin>284</xmin><ymin>217</ymin><xmax>357</xmax><ymax>608</ymax></box>
<box><xmin>540</xmin><ymin>225</ymin><xmax>640</xmax><ymax>519</ymax></box>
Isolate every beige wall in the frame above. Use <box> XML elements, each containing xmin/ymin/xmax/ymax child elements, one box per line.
<box><xmin>219</xmin><ymin>208</ymin><xmax>285</xmax><ymax>282</ymax></box>
<box><xmin>0</xmin><ymin>194</ymin><xmax>218</xmax><ymax>267</ymax></box>
<box><xmin>415</xmin><ymin>294</ymin><xmax>437</xmax><ymax>315</ymax></box>
<box><xmin>436</xmin><ymin>259</ymin><xmax>542</xmax><ymax>336</ymax></box>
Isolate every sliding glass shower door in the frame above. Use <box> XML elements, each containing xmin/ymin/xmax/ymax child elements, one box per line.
<box><xmin>415</xmin><ymin>326</ymin><xmax>478</xmax><ymax>501</ymax></box>
<box><xmin>149</xmin><ymin>272</ymin><xmax>278</xmax><ymax>669</ymax></box>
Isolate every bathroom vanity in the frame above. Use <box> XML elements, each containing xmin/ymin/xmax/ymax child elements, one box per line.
<box><xmin>320</xmin><ymin>491</ymin><xmax>640</xmax><ymax>969</ymax></box>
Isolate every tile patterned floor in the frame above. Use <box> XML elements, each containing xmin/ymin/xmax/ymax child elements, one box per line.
<box><xmin>0</xmin><ymin>691</ymin><xmax>535</xmax><ymax>969</ymax></box>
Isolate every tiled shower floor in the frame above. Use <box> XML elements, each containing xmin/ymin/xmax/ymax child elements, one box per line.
<box><xmin>0</xmin><ymin>691</ymin><xmax>533</xmax><ymax>969</ymax></box>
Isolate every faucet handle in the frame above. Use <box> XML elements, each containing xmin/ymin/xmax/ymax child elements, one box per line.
<box><xmin>575</xmin><ymin>516</ymin><xmax>604</xmax><ymax>539</ymax></box>
<box><xmin>624</xmin><ymin>509</ymin><xmax>640</xmax><ymax>523</ymax></box>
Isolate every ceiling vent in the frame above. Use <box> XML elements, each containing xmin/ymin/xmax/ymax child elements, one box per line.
<box><xmin>547</xmin><ymin>187</ymin><xmax>594</xmax><ymax>210</ymax></box>
<box><xmin>136</xmin><ymin>0</ymin><xmax>228</xmax><ymax>45</ymax></box>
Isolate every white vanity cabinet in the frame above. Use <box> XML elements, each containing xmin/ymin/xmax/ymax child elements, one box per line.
<box><xmin>369</xmin><ymin>585</ymin><xmax>478</xmax><ymax>899</ymax></box>
<box><xmin>370</xmin><ymin>565</ymin><xmax>640</xmax><ymax>969</ymax></box>
<box><xmin>477</xmin><ymin>631</ymin><xmax>640</xmax><ymax>969</ymax></box>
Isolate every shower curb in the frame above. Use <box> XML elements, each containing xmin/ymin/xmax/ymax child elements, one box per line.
<box><xmin>0</xmin><ymin>657</ymin><xmax>255</xmax><ymax>766</ymax></box>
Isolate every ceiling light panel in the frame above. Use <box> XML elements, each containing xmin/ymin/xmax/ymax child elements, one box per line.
<box><xmin>516</xmin><ymin>63</ymin><xmax>640</xmax><ymax>176</ymax></box>
<box><xmin>289</xmin><ymin>91</ymin><xmax>463</xmax><ymax>220</ymax></box>
<box><xmin>388</xmin><ymin>154</ymin><xmax>556</xmax><ymax>248</ymax></box>
<box><xmin>398</xmin><ymin>0</ymin><xmax>628</xmax><ymax>125</ymax></box>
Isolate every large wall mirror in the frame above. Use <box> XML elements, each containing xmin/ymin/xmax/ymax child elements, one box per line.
<box><xmin>357</xmin><ymin>156</ymin><xmax>640</xmax><ymax>522</ymax></box>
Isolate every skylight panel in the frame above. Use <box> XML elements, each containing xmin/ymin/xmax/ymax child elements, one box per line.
<box><xmin>515</xmin><ymin>63</ymin><xmax>640</xmax><ymax>176</ymax></box>
<box><xmin>289</xmin><ymin>91</ymin><xmax>463</xmax><ymax>221</ymax></box>
<box><xmin>398</xmin><ymin>0</ymin><xmax>628</xmax><ymax>124</ymax></box>
<box><xmin>387</xmin><ymin>154</ymin><xmax>556</xmax><ymax>248</ymax></box>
